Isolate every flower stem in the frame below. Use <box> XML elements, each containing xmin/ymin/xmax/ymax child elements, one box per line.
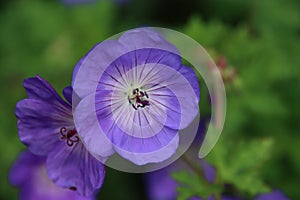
<box><xmin>181</xmin><ymin>154</ymin><xmax>207</xmax><ymax>181</ymax></box>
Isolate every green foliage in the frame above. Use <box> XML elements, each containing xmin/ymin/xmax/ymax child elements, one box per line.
<box><xmin>208</xmin><ymin>137</ymin><xmax>273</xmax><ymax>196</ymax></box>
<box><xmin>172</xmin><ymin>171</ymin><xmax>221</xmax><ymax>200</ymax></box>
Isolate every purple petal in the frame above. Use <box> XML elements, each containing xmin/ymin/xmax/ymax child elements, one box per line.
<box><xmin>72</xmin><ymin>39</ymin><xmax>128</xmax><ymax>99</ymax></box>
<box><xmin>118</xmin><ymin>28</ymin><xmax>180</xmax><ymax>55</ymax></box>
<box><xmin>145</xmin><ymin>167</ymin><xmax>178</xmax><ymax>200</ymax></box>
<box><xmin>63</xmin><ymin>86</ymin><xmax>73</xmax><ymax>105</ymax></box>
<box><xmin>74</xmin><ymin>94</ymin><xmax>115</xmax><ymax>159</ymax></box>
<box><xmin>46</xmin><ymin>141</ymin><xmax>105</xmax><ymax>196</ymax></box>
<box><xmin>9</xmin><ymin>151</ymin><xmax>45</xmax><ymax>186</ymax></box>
<box><xmin>179</xmin><ymin>65</ymin><xmax>200</xmax><ymax>101</ymax></box>
<box><xmin>15</xmin><ymin>99</ymin><xmax>72</xmax><ymax>156</ymax></box>
<box><xmin>200</xmin><ymin>159</ymin><xmax>216</xmax><ymax>183</ymax></box>
<box><xmin>23</xmin><ymin>75</ymin><xmax>70</xmax><ymax>108</ymax></box>
<box><xmin>255</xmin><ymin>190</ymin><xmax>290</xmax><ymax>200</ymax></box>
<box><xmin>114</xmin><ymin>134</ymin><xmax>179</xmax><ymax>165</ymax></box>
<box><xmin>10</xmin><ymin>151</ymin><xmax>95</xmax><ymax>200</ymax></box>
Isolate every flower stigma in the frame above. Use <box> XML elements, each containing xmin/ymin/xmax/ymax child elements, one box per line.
<box><xmin>128</xmin><ymin>87</ymin><xmax>150</xmax><ymax>110</ymax></box>
<box><xmin>59</xmin><ymin>127</ymin><xmax>79</xmax><ymax>147</ymax></box>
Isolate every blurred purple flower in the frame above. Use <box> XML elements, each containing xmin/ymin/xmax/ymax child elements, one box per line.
<box><xmin>15</xmin><ymin>76</ymin><xmax>105</xmax><ymax>196</ymax></box>
<box><xmin>73</xmin><ymin>28</ymin><xmax>200</xmax><ymax>165</ymax></box>
<box><xmin>9</xmin><ymin>151</ymin><xmax>95</xmax><ymax>200</ymax></box>
<box><xmin>255</xmin><ymin>190</ymin><xmax>290</xmax><ymax>200</ymax></box>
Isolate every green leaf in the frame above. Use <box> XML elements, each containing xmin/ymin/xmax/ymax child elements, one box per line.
<box><xmin>172</xmin><ymin>170</ymin><xmax>222</xmax><ymax>200</ymax></box>
<box><xmin>207</xmin><ymin>137</ymin><xmax>273</xmax><ymax>195</ymax></box>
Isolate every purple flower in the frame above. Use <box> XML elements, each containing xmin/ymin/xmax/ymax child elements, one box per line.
<box><xmin>72</xmin><ymin>28</ymin><xmax>200</xmax><ymax>165</ymax></box>
<box><xmin>15</xmin><ymin>76</ymin><xmax>105</xmax><ymax>196</ymax></box>
<box><xmin>255</xmin><ymin>190</ymin><xmax>290</xmax><ymax>200</ymax></box>
<box><xmin>9</xmin><ymin>151</ymin><xmax>95</xmax><ymax>200</ymax></box>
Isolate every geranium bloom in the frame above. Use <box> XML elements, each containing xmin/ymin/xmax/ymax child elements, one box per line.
<box><xmin>9</xmin><ymin>151</ymin><xmax>95</xmax><ymax>200</ymax></box>
<box><xmin>72</xmin><ymin>28</ymin><xmax>200</xmax><ymax>165</ymax></box>
<box><xmin>15</xmin><ymin>76</ymin><xmax>105</xmax><ymax>196</ymax></box>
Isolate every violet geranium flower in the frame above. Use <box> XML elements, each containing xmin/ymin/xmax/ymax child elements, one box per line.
<box><xmin>9</xmin><ymin>151</ymin><xmax>95</xmax><ymax>200</ymax></box>
<box><xmin>72</xmin><ymin>28</ymin><xmax>200</xmax><ymax>166</ymax></box>
<box><xmin>15</xmin><ymin>76</ymin><xmax>105</xmax><ymax>196</ymax></box>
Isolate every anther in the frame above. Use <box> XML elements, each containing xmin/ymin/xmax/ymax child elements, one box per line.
<box><xmin>60</xmin><ymin>127</ymin><xmax>79</xmax><ymax>147</ymax></box>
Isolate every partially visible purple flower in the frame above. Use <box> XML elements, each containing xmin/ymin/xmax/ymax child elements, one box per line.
<box><xmin>72</xmin><ymin>28</ymin><xmax>200</xmax><ymax>165</ymax></box>
<box><xmin>255</xmin><ymin>190</ymin><xmax>290</xmax><ymax>200</ymax></box>
<box><xmin>15</xmin><ymin>76</ymin><xmax>105</xmax><ymax>196</ymax></box>
<box><xmin>9</xmin><ymin>151</ymin><xmax>95</xmax><ymax>200</ymax></box>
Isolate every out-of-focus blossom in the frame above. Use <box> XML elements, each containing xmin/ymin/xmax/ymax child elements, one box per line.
<box><xmin>15</xmin><ymin>76</ymin><xmax>105</xmax><ymax>196</ymax></box>
<box><xmin>216</xmin><ymin>56</ymin><xmax>237</xmax><ymax>84</ymax></box>
<box><xmin>9</xmin><ymin>151</ymin><xmax>95</xmax><ymax>200</ymax></box>
<box><xmin>72</xmin><ymin>28</ymin><xmax>200</xmax><ymax>165</ymax></box>
<box><xmin>255</xmin><ymin>190</ymin><xmax>290</xmax><ymax>200</ymax></box>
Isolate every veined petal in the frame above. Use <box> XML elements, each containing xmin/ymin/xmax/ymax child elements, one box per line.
<box><xmin>72</xmin><ymin>40</ymin><xmax>129</xmax><ymax>99</ymax></box>
<box><xmin>46</xmin><ymin>141</ymin><xmax>105</xmax><ymax>196</ymax></box>
<box><xmin>74</xmin><ymin>94</ymin><xmax>115</xmax><ymax>159</ymax></box>
<box><xmin>23</xmin><ymin>75</ymin><xmax>70</xmax><ymax>108</ymax></box>
<box><xmin>118</xmin><ymin>28</ymin><xmax>180</xmax><ymax>55</ymax></box>
<box><xmin>115</xmin><ymin>133</ymin><xmax>179</xmax><ymax>165</ymax></box>
<box><xmin>15</xmin><ymin>99</ymin><xmax>72</xmax><ymax>156</ymax></box>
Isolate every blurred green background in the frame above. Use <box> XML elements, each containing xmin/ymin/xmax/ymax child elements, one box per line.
<box><xmin>0</xmin><ymin>0</ymin><xmax>299</xmax><ymax>199</ymax></box>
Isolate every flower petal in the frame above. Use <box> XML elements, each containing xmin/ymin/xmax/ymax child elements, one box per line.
<box><xmin>74</xmin><ymin>93</ymin><xmax>115</xmax><ymax>159</ymax></box>
<box><xmin>46</xmin><ymin>141</ymin><xmax>105</xmax><ymax>196</ymax></box>
<box><xmin>15</xmin><ymin>99</ymin><xmax>72</xmax><ymax>156</ymax></box>
<box><xmin>178</xmin><ymin>65</ymin><xmax>200</xmax><ymax>101</ymax></box>
<box><xmin>23</xmin><ymin>75</ymin><xmax>70</xmax><ymax>107</ymax></box>
<box><xmin>72</xmin><ymin>40</ymin><xmax>128</xmax><ymax>99</ymax></box>
<box><xmin>63</xmin><ymin>86</ymin><xmax>73</xmax><ymax>105</ymax></box>
<box><xmin>118</xmin><ymin>28</ymin><xmax>180</xmax><ymax>55</ymax></box>
<box><xmin>114</xmin><ymin>133</ymin><xmax>179</xmax><ymax>165</ymax></box>
<box><xmin>10</xmin><ymin>151</ymin><xmax>95</xmax><ymax>200</ymax></box>
<box><xmin>9</xmin><ymin>151</ymin><xmax>45</xmax><ymax>186</ymax></box>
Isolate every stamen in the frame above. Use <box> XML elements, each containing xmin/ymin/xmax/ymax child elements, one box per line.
<box><xmin>128</xmin><ymin>88</ymin><xmax>150</xmax><ymax>110</ymax></box>
<box><xmin>60</xmin><ymin>127</ymin><xmax>79</xmax><ymax>147</ymax></box>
